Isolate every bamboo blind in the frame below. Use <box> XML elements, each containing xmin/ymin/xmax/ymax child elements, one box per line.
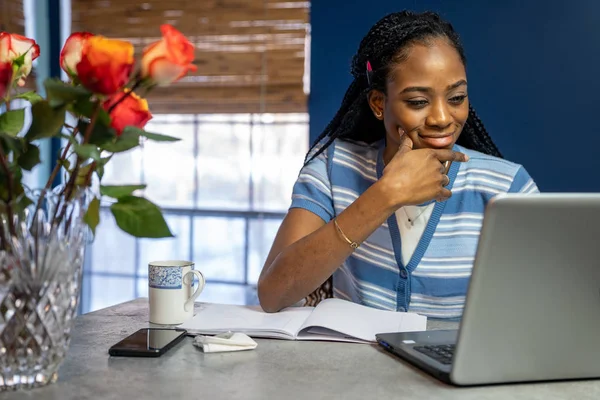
<box><xmin>0</xmin><ymin>0</ymin><xmax>25</xmax><ymax>35</ymax></box>
<box><xmin>71</xmin><ymin>0</ymin><xmax>310</xmax><ymax>114</ymax></box>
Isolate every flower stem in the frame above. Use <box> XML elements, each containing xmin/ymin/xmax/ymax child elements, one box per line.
<box><xmin>0</xmin><ymin>145</ymin><xmax>16</xmax><ymax>239</ymax></box>
<box><xmin>0</xmin><ymin>213</ymin><xmax>9</xmax><ymax>253</ymax></box>
<box><xmin>34</xmin><ymin>125</ymin><xmax>80</xmax><ymax>245</ymax></box>
<box><xmin>45</xmin><ymin>126</ymin><xmax>79</xmax><ymax>191</ymax></box>
<box><xmin>54</xmin><ymin>102</ymin><xmax>101</xmax><ymax>227</ymax></box>
<box><xmin>107</xmin><ymin>80</ymin><xmax>142</xmax><ymax>114</ymax></box>
<box><xmin>83</xmin><ymin>161</ymin><xmax>96</xmax><ymax>187</ymax></box>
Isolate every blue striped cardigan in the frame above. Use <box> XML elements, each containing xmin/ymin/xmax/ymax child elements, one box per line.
<box><xmin>290</xmin><ymin>139</ymin><xmax>539</xmax><ymax>318</ymax></box>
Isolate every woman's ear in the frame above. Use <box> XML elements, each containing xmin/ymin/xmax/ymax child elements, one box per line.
<box><xmin>368</xmin><ymin>90</ymin><xmax>385</xmax><ymax>120</ymax></box>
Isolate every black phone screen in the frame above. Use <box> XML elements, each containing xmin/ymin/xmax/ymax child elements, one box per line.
<box><xmin>109</xmin><ymin>328</ymin><xmax>187</xmax><ymax>357</ymax></box>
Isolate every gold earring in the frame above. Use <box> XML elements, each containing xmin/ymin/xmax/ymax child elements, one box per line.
<box><xmin>375</xmin><ymin>111</ymin><xmax>382</xmax><ymax>118</ymax></box>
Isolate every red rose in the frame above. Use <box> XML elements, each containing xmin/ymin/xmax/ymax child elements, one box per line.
<box><xmin>0</xmin><ymin>32</ymin><xmax>40</xmax><ymax>86</ymax></box>
<box><xmin>140</xmin><ymin>24</ymin><xmax>197</xmax><ymax>85</ymax></box>
<box><xmin>60</xmin><ymin>32</ymin><xmax>94</xmax><ymax>76</ymax></box>
<box><xmin>0</xmin><ymin>61</ymin><xmax>12</xmax><ymax>99</ymax></box>
<box><xmin>103</xmin><ymin>90</ymin><xmax>153</xmax><ymax>136</ymax></box>
<box><xmin>77</xmin><ymin>36</ymin><xmax>134</xmax><ymax>95</ymax></box>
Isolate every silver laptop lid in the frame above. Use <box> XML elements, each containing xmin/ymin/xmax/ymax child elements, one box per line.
<box><xmin>452</xmin><ymin>193</ymin><xmax>600</xmax><ymax>386</ymax></box>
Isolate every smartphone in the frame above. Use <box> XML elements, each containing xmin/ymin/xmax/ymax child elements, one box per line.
<box><xmin>108</xmin><ymin>328</ymin><xmax>187</xmax><ymax>357</ymax></box>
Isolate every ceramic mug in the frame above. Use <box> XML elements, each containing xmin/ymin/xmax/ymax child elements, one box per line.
<box><xmin>148</xmin><ymin>260</ymin><xmax>205</xmax><ymax>325</ymax></box>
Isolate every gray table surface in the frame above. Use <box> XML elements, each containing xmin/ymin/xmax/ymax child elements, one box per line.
<box><xmin>6</xmin><ymin>298</ymin><xmax>600</xmax><ymax>400</ymax></box>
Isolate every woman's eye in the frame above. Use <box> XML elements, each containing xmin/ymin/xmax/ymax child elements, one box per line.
<box><xmin>449</xmin><ymin>95</ymin><xmax>467</xmax><ymax>104</ymax></box>
<box><xmin>405</xmin><ymin>100</ymin><xmax>428</xmax><ymax>107</ymax></box>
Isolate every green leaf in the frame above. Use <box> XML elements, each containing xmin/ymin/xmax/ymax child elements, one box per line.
<box><xmin>79</xmin><ymin>120</ymin><xmax>117</xmax><ymax>147</ymax></box>
<box><xmin>70</xmin><ymin>98</ymin><xmax>111</xmax><ymax>126</ymax></box>
<box><xmin>17</xmin><ymin>143</ymin><xmax>40</xmax><ymax>171</ymax></box>
<box><xmin>0</xmin><ymin>133</ymin><xmax>25</xmax><ymax>155</ymax></box>
<box><xmin>74</xmin><ymin>143</ymin><xmax>101</xmax><ymax>162</ymax></box>
<box><xmin>75</xmin><ymin>162</ymin><xmax>95</xmax><ymax>187</ymax></box>
<box><xmin>60</xmin><ymin>132</ymin><xmax>78</xmax><ymax>146</ymax></box>
<box><xmin>125</xmin><ymin>127</ymin><xmax>180</xmax><ymax>142</ymax></box>
<box><xmin>0</xmin><ymin>163</ymin><xmax>24</xmax><ymax>204</ymax></box>
<box><xmin>25</xmin><ymin>101</ymin><xmax>66</xmax><ymax>140</ymax></box>
<box><xmin>99</xmin><ymin>155</ymin><xmax>113</xmax><ymax>164</ymax></box>
<box><xmin>44</xmin><ymin>78</ymin><xmax>91</xmax><ymax>108</ymax></box>
<box><xmin>15</xmin><ymin>91</ymin><xmax>43</xmax><ymax>104</ymax></box>
<box><xmin>14</xmin><ymin>194</ymin><xmax>33</xmax><ymax>216</ymax></box>
<box><xmin>83</xmin><ymin>197</ymin><xmax>101</xmax><ymax>236</ymax></box>
<box><xmin>0</xmin><ymin>109</ymin><xmax>25</xmax><ymax>136</ymax></box>
<box><xmin>110</xmin><ymin>196</ymin><xmax>173</xmax><ymax>238</ymax></box>
<box><xmin>100</xmin><ymin>184</ymin><xmax>146</xmax><ymax>199</ymax></box>
<box><xmin>95</xmin><ymin>155</ymin><xmax>112</xmax><ymax>180</ymax></box>
<box><xmin>99</xmin><ymin>126</ymin><xmax>140</xmax><ymax>153</ymax></box>
<box><xmin>58</xmin><ymin>157</ymin><xmax>71</xmax><ymax>171</ymax></box>
<box><xmin>0</xmin><ymin>192</ymin><xmax>34</xmax><ymax>218</ymax></box>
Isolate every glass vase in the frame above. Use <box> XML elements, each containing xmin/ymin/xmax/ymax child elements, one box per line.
<box><xmin>0</xmin><ymin>188</ymin><xmax>89</xmax><ymax>391</ymax></box>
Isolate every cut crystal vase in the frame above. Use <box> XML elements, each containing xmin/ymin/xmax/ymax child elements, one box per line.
<box><xmin>0</xmin><ymin>188</ymin><xmax>89</xmax><ymax>391</ymax></box>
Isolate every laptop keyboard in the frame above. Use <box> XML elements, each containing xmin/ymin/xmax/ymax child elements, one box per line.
<box><xmin>414</xmin><ymin>344</ymin><xmax>455</xmax><ymax>365</ymax></box>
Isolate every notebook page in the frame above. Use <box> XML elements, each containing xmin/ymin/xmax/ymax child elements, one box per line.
<box><xmin>298</xmin><ymin>298</ymin><xmax>427</xmax><ymax>342</ymax></box>
<box><xmin>179</xmin><ymin>303</ymin><xmax>314</xmax><ymax>340</ymax></box>
<box><xmin>296</xmin><ymin>327</ymin><xmax>371</xmax><ymax>343</ymax></box>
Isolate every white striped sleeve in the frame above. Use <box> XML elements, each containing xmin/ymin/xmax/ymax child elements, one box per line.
<box><xmin>509</xmin><ymin>166</ymin><xmax>540</xmax><ymax>194</ymax></box>
<box><xmin>289</xmin><ymin>148</ymin><xmax>334</xmax><ymax>222</ymax></box>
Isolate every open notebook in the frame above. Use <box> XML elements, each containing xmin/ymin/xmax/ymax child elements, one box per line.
<box><xmin>179</xmin><ymin>298</ymin><xmax>427</xmax><ymax>344</ymax></box>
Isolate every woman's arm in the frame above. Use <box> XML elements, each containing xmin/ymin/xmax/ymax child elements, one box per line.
<box><xmin>258</xmin><ymin>139</ymin><xmax>468</xmax><ymax>312</ymax></box>
<box><xmin>257</xmin><ymin>181</ymin><xmax>397</xmax><ymax>312</ymax></box>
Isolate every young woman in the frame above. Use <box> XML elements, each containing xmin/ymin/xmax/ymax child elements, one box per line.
<box><xmin>258</xmin><ymin>10</ymin><xmax>538</xmax><ymax>318</ymax></box>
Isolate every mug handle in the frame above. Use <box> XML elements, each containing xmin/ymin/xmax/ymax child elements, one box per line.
<box><xmin>183</xmin><ymin>270</ymin><xmax>206</xmax><ymax>312</ymax></box>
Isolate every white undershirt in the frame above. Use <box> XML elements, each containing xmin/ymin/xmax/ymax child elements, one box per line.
<box><xmin>394</xmin><ymin>203</ymin><xmax>436</xmax><ymax>265</ymax></box>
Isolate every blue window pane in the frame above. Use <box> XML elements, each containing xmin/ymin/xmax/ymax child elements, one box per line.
<box><xmin>142</xmin><ymin>122</ymin><xmax>195</xmax><ymax>208</ymax></box>
<box><xmin>101</xmin><ymin>147</ymin><xmax>143</xmax><ymax>186</ymax></box>
<box><xmin>136</xmin><ymin>277</ymin><xmax>148</xmax><ymax>299</ymax></box>
<box><xmin>197</xmin><ymin>283</ymin><xmax>258</xmax><ymax>306</ymax></box>
<box><xmin>196</xmin><ymin>122</ymin><xmax>250</xmax><ymax>210</ymax></box>
<box><xmin>91</xmin><ymin>211</ymin><xmax>136</xmax><ymax>274</ymax></box>
<box><xmin>248</xmin><ymin>218</ymin><xmax>283</xmax><ymax>285</ymax></box>
<box><xmin>251</xmin><ymin>123</ymin><xmax>308</xmax><ymax>211</ymax></box>
<box><xmin>137</xmin><ymin>215</ymin><xmax>191</xmax><ymax>276</ymax></box>
<box><xmin>78</xmin><ymin>113</ymin><xmax>309</xmax><ymax>314</ymax></box>
<box><xmin>192</xmin><ymin>217</ymin><xmax>245</xmax><ymax>282</ymax></box>
<box><xmin>88</xmin><ymin>276</ymin><xmax>135</xmax><ymax>312</ymax></box>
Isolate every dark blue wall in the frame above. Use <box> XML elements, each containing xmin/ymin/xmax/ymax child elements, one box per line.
<box><xmin>309</xmin><ymin>0</ymin><xmax>600</xmax><ymax>192</ymax></box>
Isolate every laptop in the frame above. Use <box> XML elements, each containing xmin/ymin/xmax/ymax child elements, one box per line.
<box><xmin>376</xmin><ymin>193</ymin><xmax>600</xmax><ymax>386</ymax></box>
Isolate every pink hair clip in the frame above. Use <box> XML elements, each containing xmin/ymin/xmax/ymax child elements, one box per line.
<box><xmin>366</xmin><ymin>61</ymin><xmax>373</xmax><ymax>86</ymax></box>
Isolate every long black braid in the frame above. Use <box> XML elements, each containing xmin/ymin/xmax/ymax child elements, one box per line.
<box><xmin>306</xmin><ymin>10</ymin><xmax>502</xmax><ymax>162</ymax></box>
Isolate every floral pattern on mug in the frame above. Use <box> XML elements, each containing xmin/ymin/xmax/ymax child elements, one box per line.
<box><xmin>149</xmin><ymin>265</ymin><xmax>182</xmax><ymax>289</ymax></box>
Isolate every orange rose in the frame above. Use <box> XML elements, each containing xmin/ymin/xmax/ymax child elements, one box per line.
<box><xmin>0</xmin><ymin>61</ymin><xmax>12</xmax><ymax>99</ymax></box>
<box><xmin>0</xmin><ymin>32</ymin><xmax>40</xmax><ymax>86</ymax></box>
<box><xmin>103</xmin><ymin>90</ymin><xmax>152</xmax><ymax>136</ymax></box>
<box><xmin>60</xmin><ymin>32</ymin><xmax>94</xmax><ymax>76</ymax></box>
<box><xmin>77</xmin><ymin>36</ymin><xmax>134</xmax><ymax>95</ymax></box>
<box><xmin>140</xmin><ymin>24</ymin><xmax>197</xmax><ymax>86</ymax></box>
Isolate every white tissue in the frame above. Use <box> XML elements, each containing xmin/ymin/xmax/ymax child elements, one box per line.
<box><xmin>193</xmin><ymin>332</ymin><xmax>258</xmax><ymax>353</ymax></box>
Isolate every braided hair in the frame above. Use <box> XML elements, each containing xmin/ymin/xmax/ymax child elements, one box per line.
<box><xmin>307</xmin><ymin>11</ymin><xmax>502</xmax><ymax>162</ymax></box>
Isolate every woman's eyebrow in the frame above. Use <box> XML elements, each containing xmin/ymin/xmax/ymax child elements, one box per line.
<box><xmin>399</xmin><ymin>79</ymin><xmax>467</xmax><ymax>94</ymax></box>
<box><xmin>447</xmin><ymin>79</ymin><xmax>467</xmax><ymax>90</ymax></box>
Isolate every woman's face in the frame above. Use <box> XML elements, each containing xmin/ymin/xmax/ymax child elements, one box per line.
<box><xmin>369</xmin><ymin>38</ymin><xmax>469</xmax><ymax>151</ymax></box>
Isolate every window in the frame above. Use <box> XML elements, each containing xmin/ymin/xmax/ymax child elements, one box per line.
<box><xmin>49</xmin><ymin>0</ymin><xmax>311</xmax><ymax>313</ymax></box>
<box><xmin>79</xmin><ymin>113</ymin><xmax>308</xmax><ymax>313</ymax></box>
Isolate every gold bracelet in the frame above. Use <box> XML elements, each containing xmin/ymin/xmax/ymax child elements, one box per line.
<box><xmin>333</xmin><ymin>218</ymin><xmax>359</xmax><ymax>249</ymax></box>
